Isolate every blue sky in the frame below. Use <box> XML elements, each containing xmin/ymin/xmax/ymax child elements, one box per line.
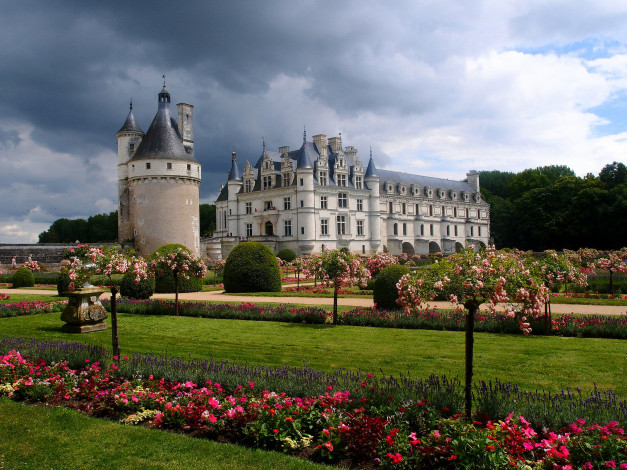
<box><xmin>0</xmin><ymin>0</ymin><xmax>626</xmax><ymax>243</ymax></box>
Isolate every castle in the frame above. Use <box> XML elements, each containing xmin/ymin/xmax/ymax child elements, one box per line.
<box><xmin>214</xmin><ymin>132</ymin><xmax>490</xmax><ymax>257</ymax></box>
<box><xmin>116</xmin><ymin>84</ymin><xmax>201</xmax><ymax>255</ymax></box>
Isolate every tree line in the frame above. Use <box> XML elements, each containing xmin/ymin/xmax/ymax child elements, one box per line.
<box><xmin>480</xmin><ymin>162</ymin><xmax>627</xmax><ymax>251</ymax></box>
<box><xmin>38</xmin><ymin>205</ymin><xmax>217</xmax><ymax>243</ymax></box>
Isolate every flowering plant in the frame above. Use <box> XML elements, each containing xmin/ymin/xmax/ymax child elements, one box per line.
<box><xmin>366</xmin><ymin>253</ymin><xmax>399</xmax><ymax>277</ymax></box>
<box><xmin>23</xmin><ymin>260</ymin><xmax>41</xmax><ymax>272</ymax></box>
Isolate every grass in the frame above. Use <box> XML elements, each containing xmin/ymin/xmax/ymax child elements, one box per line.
<box><xmin>549</xmin><ymin>297</ymin><xmax>627</xmax><ymax>306</ymax></box>
<box><xmin>0</xmin><ymin>293</ymin><xmax>67</xmax><ymax>304</ymax></box>
<box><xmin>0</xmin><ymin>399</ymin><xmax>326</xmax><ymax>470</ymax></box>
<box><xmin>1</xmin><ymin>311</ymin><xmax>625</xmax><ymax>397</ymax></box>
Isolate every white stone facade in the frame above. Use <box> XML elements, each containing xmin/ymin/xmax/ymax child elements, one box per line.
<box><xmin>214</xmin><ymin>133</ymin><xmax>489</xmax><ymax>258</ymax></box>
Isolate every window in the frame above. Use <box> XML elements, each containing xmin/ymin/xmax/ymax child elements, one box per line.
<box><xmin>319</xmin><ymin>171</ymin><xmax>328</xmax><ymax>186</ymax></box>
<box><xmin>430</xmin><ymin>224</ymin><xmax>434</xmax><ymax>236</ymax></box>
<box><xmin>264</xmin><ymin>200</ymin><xmax>273</xmax><ymax>210</ymax></box>
<box><xmin>466</xmin><ymin>208</ymin><xmax>470</xmax><ymax>218</ymax></box>
<box><xmin>402</xmin><ymin>203</ymin><xmax>406</xmax><ymax>214</ymax></box>
<box><xmin>355</xmin><ymin>176</ymin><xmax>363</xmax><ymax>189</ymax></box>
<box><xmin>246</xmin><ymin>224</ymin><xmax>253</xmax><ymax>237</ymax></box>
<box><xmin>282</xmin><ymin>173</ymin><xmax>291</xmax><ymax>187</ymax></box>
<box><xmin>453</xmin><ymin>207</ymin><xmax>457</xmax><ymax>218</ymax></box>
<box><xmin>300</xmin><ymin>200</ymin><xmax>304</xmax><ymax>208</ymax></box>
<box><xmin>245</xmin><ymin>202</ymin><xmax>252</xmax><ymax>214</ymax></box>
<box><xmin>245</xmin><ymin>180</ymin><xmax>253</xmax><ymax>192</ymax></box>
<box><xmin>167</xmin><ymin>162</ymin><xmax>172</xmax><ymax>170</ymax></box>
<box><xmin>337</xmin><ymin>215</ymin><xmax>346</xmax><ymax>234</ymax></box>
<box><xmin>263</xmin><ymin>175</ymin><xmax>273</xmax><ymax>190</ymax></box>
<box><xmin>301</xmin><ymin>227</ymin><xmax>304</xmax><ymax>235</ymax></box>
<box><xmin>446</xmin><ymin>225</ymin><xmax>450</xmax><ymax>236</ymax></box>
<box><xmin>429</xmin><ymin>205</ymin><xmax>433</xmax><ymax>216</ymax></box>
<box><xmin>420</xmin><ymin>224</ymin><xmax>424</xmax><ymax>236</ymax></box>
<box><xmin>321</xmin><ymin>219</ymin><xmax>328</xmax><ymax>235</ymax></box>
<box><xmin>129</xmin><ymin>143</ymin><xmax>135</xmax><ymax>152</ymax></box>
<box><xmin>284</xmin><ymin>220</ymin><xmax>292</xmax><ymax>236</ymax></box>
<box><xmin>338</xmin><ymin>193</ymin><xmax>347</xmax><ymax>208</ymax></box>
<box><xmin>187</xmin><ymin>164</ymin><xmax>191</xmax><ymax>171</ymax></box>
<box><xmin>471</xmin><ymin>226</ymin><xmax>474</xmax><ymax>236</ymax></box>
<box><xmin>357</xmin><ymin>199</ymin><xmax>363</xmax><ymax>211</ymax></box>
<box><xmin>320</xmin><ymin>196</ymin><xmax>327</xmax><ymax>209</ymax></box>
<box><xmin>146</xmin><ymin>162</ymin><xmax>151</xmax><ymax>169</ymax></box>
<box><xmin>337</xmin><ymin>174</ymin><xmax>347</xmax><ymax>187</ymax></box>
<box><xmin>300</xmin><ymin>178</ymin><xmax>304</xmax><ymax>186</ymax></box>
<box><xmin>393</xmin><ymin>223</ymin><xmax>398</xmax><ymax>235</ymax></box>
<box><xmin>454</xmin><ymin>225</ymin><xmax>458</xmax><ymax>236</ymax></box>
<box><xmin>357</xmin><ymin>220</ymin><xmax>364</xmax><ymax>236</ymax></box>
<box><xmin>283</xmin><ymin>197</ymin><xmax>291</xmax><ymax>210</ymax></box>
<box><xmin>403</xmin><ymin>223</ymin><xmax>407</xmax><ymax>235</ymax></box>
<box><xmin>478</xmin><ymin>226</ymin><xmax>482</xmax><ymax>236</ymax></box>
<box><xmin>416</xmin><ymin>204</ymin><xmax>420</xmax><ymax>215</ymax></box>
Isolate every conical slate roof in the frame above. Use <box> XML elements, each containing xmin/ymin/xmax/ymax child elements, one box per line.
<box><xmin>365</xmin><ymin>155</ymin><xmax>378</xmax><ymax>177</ymax></box>
<box><xmin>131</xmin><ymin>87</ymin><xmax>197</xmax><ymax>162</ymax></box>
<box><xmin>228</xmin><ymin>152</ymin><xmax>241</xmax><ymax>180</ymax></box>
<box><xmin>117</xmin><ymin>103</ymin><xmax>144</xmax><ymax>135</ymax></box>
<box><xmin>296</xmin><ymin>141</ymin><xmax>316</xmax><ymax>169</ymax></box>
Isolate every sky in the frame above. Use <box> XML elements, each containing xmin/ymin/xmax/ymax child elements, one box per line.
<box><xmin>1</xmin><ymin>0</ymin><xmax>627</xmax><ymax>244</ymax></box>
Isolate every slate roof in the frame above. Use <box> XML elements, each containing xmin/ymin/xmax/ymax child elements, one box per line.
<box><xmin>117</xmin><ymin>106</ymin><xmax>144</xmax><ymax>135</ymax></box>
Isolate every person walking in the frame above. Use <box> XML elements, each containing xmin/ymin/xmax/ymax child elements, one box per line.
<box><xmin>11</xmin><ymin>256</ymin><xmax>17</xmax><ymax>269</ymax></box>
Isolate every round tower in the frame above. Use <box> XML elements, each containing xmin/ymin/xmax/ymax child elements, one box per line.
<box><xmin>364</xmin><ymin>151</ymin><xmax>381</xmax><ymax>253</ymax></box>
<box><xmin>125</xmin><ymin>84</ymin><xmax>202</xmax><ymax>255</ymax></box>
<box><xmin>116</xmin><ymin>101</ymin><xmax>144</xmax><ymax>243</ymax></box>
<box><xmin>296</xmin><ymin>138</ymin><xmax>316</xmax><ymax>255</ymax></box>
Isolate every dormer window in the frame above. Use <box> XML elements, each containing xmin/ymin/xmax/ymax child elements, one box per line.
<box><xmin>319</xmin><ymin>171</ymin><xmax>328</xmax><ymax>186</ymax></box>
<box><xmin>262</xmin><ymin>175</ymin><xmax>273</xmax><ymax>190</ymax></box>
<box><xmin>337</xmin><ymin>174</ymin><xmax>347</xmax><ymax>187</ymax></box>
<box><xmin>245</xmin><ymin>180</ymin><xmax>253</xmax><ymax>192</ymax></box>
<box><xmin>355</xmin><ymin>176</ymin><xmax>363</xmax><ymax>189</ymax></box>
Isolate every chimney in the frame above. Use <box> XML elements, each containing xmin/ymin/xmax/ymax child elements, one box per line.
<box><xmin>177</xmin><ymin>103</ymin><xmax>194</xmax><ymax>153</ymax></box>
<box><xmin>328</xmin><ymin>136</ymin><xmax>342</xmax><ymax>153</ymax></box>
<box><xmin>467</xmin><ymin>170</ymin><xmax>480</xmax><ymax>192</ymax></box>
<box><xmin>313</xmin><ymin>134</ymin><xmax>327</xmax><ymax>157</ymax></box>
<box><xmin>279</xmin><ymin>146</ymin><xmax>290</xmax><ymax>154</ymax></box>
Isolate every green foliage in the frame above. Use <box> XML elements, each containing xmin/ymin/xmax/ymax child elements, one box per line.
<box><xmin>38</xmin><ymin>211</ymin><xmax>117</xmax><ymax>243</ymax></box>
<box><xmin>57</xmin><ymin>269</ymin><xmax>71</xmax><ymax>295</ymax></box>
<box><xmin>223</xmin><ymin>242</ymin><xmax>281</xmax><ymax>293</ymax></box>
<box><xmin>276</xmin><ymin>248</ymin><xmax>297</xmax><ymax>263</ymax></box>
<box><xmin>373</xmin><ymin>265</ymin><xmax>410</xmax><ymax>310</ymax></box>
<box><xmin>12</xmin><ymin>268</ymin><xmax>34</xmax><ymax>288</ymax></box>
<box><xmin>120</xmin><ymin>271</ymin><xmax>155</xmax><ymax>299</ymax></box>
<box><xmin>199</xmin><ymin>204</ymin><xmax>216</xmax><ymax>236</ymax></box>
<box><xmin>152</xmin><ymin>244</ymin><xmax>203</xmax><ymax>293</ymax></box>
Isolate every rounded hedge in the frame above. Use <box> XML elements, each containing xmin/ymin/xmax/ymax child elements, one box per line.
<box><xmin>12</xmin><ymin>267</ymin><xmax>35</xmax><ymax>288</ymax></box>
<box><xmin>120</xmin><ymin>271</ymin><xmax>155</xmax><ymax>299</ymax></box>
<box><xmin>223</xmin><ymin>242</ymin><xmax>281</xmax><ymax>293</ymax></box>
<box><xmin>276</xmin><ymin>248</ymin><xmax>297</xmax><ymax>263</ymax></box>
<box><xmin>57</xmin><ymin>269</ymin><xmax>71</xmax><ymax>295</ymax></box>
<box><xmin>373</xmin><ymin>264</ymin><xmax>411</xmax><ymax>310</ymax></box>
<box><xmin>152</xmin><ymin>244</ymin><xmax>203</xmax><ymax>294</ymax></box>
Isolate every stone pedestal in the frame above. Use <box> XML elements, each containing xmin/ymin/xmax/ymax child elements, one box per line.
<box><xmin>61</xmin><ymin>287</ymin><xmax>108</xmax><ymax>333</ymax></box>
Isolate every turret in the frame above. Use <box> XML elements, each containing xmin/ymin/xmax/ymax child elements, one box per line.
<box><xmin>296</xmin><ymin>139</ymin><xmax>316</xmax><ymax>254</ymax></box>
<box><xmin>364</xmin><ymin>150</ymin><xmax>381</xmax><ymax>252</ymax></box>
<box><xmin>227</xmin><ymin>151</ymin><xmax>243</xmax><ymax>237</ymax></box>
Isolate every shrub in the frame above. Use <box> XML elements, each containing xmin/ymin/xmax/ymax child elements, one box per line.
<box><xmin>12</xmin><ymin>267</ymin><xmax>35</xmax><ymax>288</ymax></box>
<box><xmin>373</xmin><ymin>264</ymin><xmax>410</xmax><ymax>310</ymax></box>
<box><xmin>223</xmin><ymin>242</ymin><xmax>281</xmax><ymax>293</ymax></box>
<box><xmin>276</xmin><ymin>248</ymin><xmax>297</xmax><ymax>263</ymax></box>
<box><xmin>57</xmin><ymin>269</ymin><xmax>71</xmax><ymax>295</ymax></box>
<box><xmin>152</xmin><ymin>244</ymin><xmax>202</xmax><ymax>293</ymax></box>
<box><xmin>120</xmin><ymin>271</ymin><xmax>155</xmax><ymax>299</ymax></box>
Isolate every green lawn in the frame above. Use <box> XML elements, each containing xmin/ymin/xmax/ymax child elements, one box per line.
<box><xmin>0</xmin><ymin>293</ymin><xmax>67</xmax><ymax>304</ymax></box>
<box><xmin>2</xmin><ymin>311</ymin><xmax>625</xmax><ymax>396</ymax></box>
<box><xmin>0</xmin><ymin>399</ymin><xmax>326</xmax><ymax>470</ymax></box>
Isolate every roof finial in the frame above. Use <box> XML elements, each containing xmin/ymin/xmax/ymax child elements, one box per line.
<box><xmin>370</xmin><ymin>146</ymin><xmax>372</xmax><ymax>157</ymax></box>
<box><xmin>303</xmin><ymin>125</ymin><xmax>306</xmax><ymax>144</ymax></box>
<box><xmin>129</xmin><ymin>99</ymin><xmax>133</xmax><ymax>111</ymax></box>
<box><xmin>232</xmin><ymin>150</ymin><xmax>237</xmax><ymax>161</ymax></box>
<box><xmin>262</xmin><ymin>136</ymin><xmax>266</xmax><ymax>154</ymax></box>
<box><xmin>162</xmin><ymin>74</ymin><xmax>166</xmax><ymax>87</ymax></box>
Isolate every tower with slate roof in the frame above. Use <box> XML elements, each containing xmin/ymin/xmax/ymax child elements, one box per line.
<box><xmin>116</xmin><ymin>83</ymin><xmax>202</xmax><ymax>255</ymax></box>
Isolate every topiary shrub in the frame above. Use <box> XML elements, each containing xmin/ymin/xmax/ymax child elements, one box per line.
<box><xmin>12</xmin><ymin>267</ymin><xmax>35</xmax><ymax>288</ymax></box>
<box><xmin>276</xmin><ymin>248</ymin><xmax>297</xmax><ymax>263</ymax></box>
<box><xmin>57</xmin><ymin>269</ymin><xmax>71</xmax><ymax>295</ymax></box>
<box><xmin>223</xmin><ymin>242</ymin><xmax>281</xmax><ymax>293</ymax></box>
<box><xmin>152</xmin><ymin>244</ymin><xmax>203</xmax><ymax>293</ymax></box>
<box><xmin>120</xmin><ymin>271</ymin><xmax>155</xmax><ymax>299</ymax></box>
<box><xmin>373</xmin><ymin>264</ymin><xmax>410</xmax><ymax>310</ymax></box>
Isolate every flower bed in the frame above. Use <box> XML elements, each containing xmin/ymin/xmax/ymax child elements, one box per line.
<box><xmin>282</xmin><ymin>285</ymin><xmax>372</xmax><ymax>295</ymax></box>
<box><xmin>0</xmin><ymin>340</ymin><xmax>625</xmax><ymax>469</ymax></box>
<box><xmin>0</xmin><ymin>300</ymin><xmax>66</xmax><ymax>318</ymax></box>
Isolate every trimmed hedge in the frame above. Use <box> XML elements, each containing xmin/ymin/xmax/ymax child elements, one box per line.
<box><xmin>223</xmin><ymin>242</ymin><xmax>281</xmax><ymax>293</ymax></box>
<box><xmin>12</xmin><ymin>268</ymin><xmax>35</xmax><ymax>288</ymax></box>
<box><xmin>373</xmin><ymin>264</ymin><xmax>411</xmax><ymax>310</ymax></box>
<box><xmin>152</xmin><ymin>244</ymin><xmax>203</xmax><ymax>294</ymax></box>
<box><xmin>120</xmin><ymin>271</ymin><xmax>155</xmax><ymax>299</ymax></box>
<box><xmin>276</xmin><ymin>248</ymin><xmax>297</xmax><ymax>263</ymax></box>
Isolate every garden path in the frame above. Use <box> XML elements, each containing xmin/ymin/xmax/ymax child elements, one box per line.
<box><xmin>2</xmin><ymin>288</ymin><xmax>624</xmax><ymax>315</ymax></box>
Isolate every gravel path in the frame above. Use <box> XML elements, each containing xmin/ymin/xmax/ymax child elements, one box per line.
<box><xmin>3</xmin><ymin>288</ymin><xmax>625</xmax><ymax>315</ymax></box>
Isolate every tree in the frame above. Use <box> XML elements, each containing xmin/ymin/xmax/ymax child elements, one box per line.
<box><xmin>151</xmin><ymin>248</ymin><xmax>207</xmax><ymax>316</ymax></box>
<box><xmin>199</xmin><ymin>204</ymin><xmax>216</xmax><ymax>236</ymax></box>
<box><xmin>596</xmin><ymin>248</ymin><xmax>627</xmax><ymax>295</ymax></box>
<box><xmin>309</xmin><ymin>248</ymin><xmax>369</xmax><ymax>324</ymax></box>
<box><xmin>397</xmin><ymin>246</ymin><xmax>548</xmax><ymax>420</ymax></box>
<box><xmin>599</xmin><ymin>161</ymin><xmax>627</xmax><ymax>188</ymax></box>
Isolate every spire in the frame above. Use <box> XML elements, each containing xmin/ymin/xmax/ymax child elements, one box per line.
<box><xmin>262</xmin><ymin>136</ymin><xmax>266</xmax><ymax>154</ymax></box>
<box><xmin>117</xmin><ymin>99</ymin><xmax>144</xmax><ymax>135</ymax></box>
<box><xmin>365</xmin><ymin>148</ymin><xmax>378</xmax><ymax>178</ymax></box>
<box><xmin>228</xmin><ymin>150</ymin><xmax>242</xmax><ymax>180</ymax></box>
<box><xmin>303</xmin><ymin>125</ymin><xmax>306</xmax><ymax>144</ymax></box>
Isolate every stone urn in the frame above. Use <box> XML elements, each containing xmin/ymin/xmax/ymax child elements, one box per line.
<box><xmin>61</xmin><ymin>286</ymin><xmax>108</xmax><ymax>333</ymax></box>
